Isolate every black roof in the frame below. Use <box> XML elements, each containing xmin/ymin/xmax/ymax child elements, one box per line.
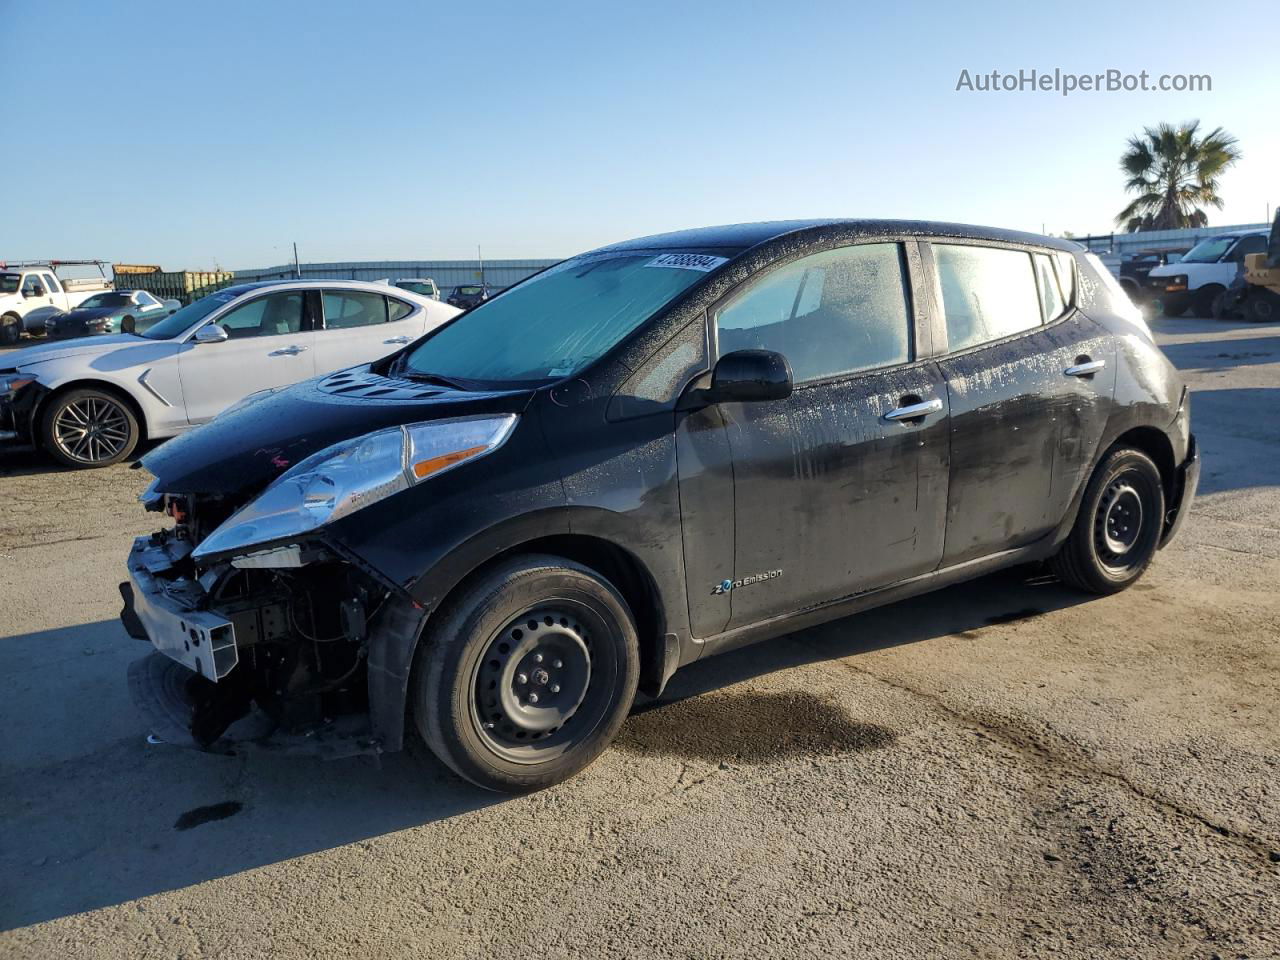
<box><xmin>592</xmin><ymin>219</ymin><xmax>1081</xmax><ymax>254</ymax></box>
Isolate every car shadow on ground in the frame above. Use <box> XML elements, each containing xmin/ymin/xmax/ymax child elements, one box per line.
<box><xmin>1160</xmin><ymin>335</ymin><xmax>1279</xmax><ymax>372</ymax></box>
<box><xmin>1180</xmin><ymin>387</ymin><xmax>1280</xmax><ymax>495</ymax></box>
<box><xmin>645</xmin><ymin>564</ymin><xmax>1086</xmax><ymax>709</ymax></box>
<box><xmin>0</xmin><ymin>441</ymin><xmax>154</xmax><ymax>478</ymax></box>
<box><xmin>0</xmin><ymin>565</ymin><xmax>1087</xmax><ymax>931</ymax></box>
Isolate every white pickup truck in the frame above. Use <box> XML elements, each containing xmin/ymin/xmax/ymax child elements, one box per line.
<box><xmin>0</xmin><ymin>261</ymin><xmax>114</xmax><ymax>344</ymax></box>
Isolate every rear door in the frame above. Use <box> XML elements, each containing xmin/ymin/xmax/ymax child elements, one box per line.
<box><xmin>925</xmin><ymin>242</ymin><xmax>1114</xmax><ymax>566</ymax></box>
<box><xmin>311</xmin><ymin>289</ymin><xmax>425</xmax><ymax>373</ymax></box>
<box><xmin>705</xmin><ymin>241</ymin><xmax>949</xmax><ymax>631</ymax></box>
<box><xmin>177</xmin><ymin>289</ymin><xmax>316</xmax><ymax>424</ymax></box>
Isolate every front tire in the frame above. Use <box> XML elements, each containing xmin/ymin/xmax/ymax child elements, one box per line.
<box><xmin>40</xmin><ymin>387</ymin><xmax>140</xmax><ymax>468</ymax></box>
<box><xmin>0</xmin><ymin>313</ymin><xmax>20</xmax><ymax>346</ymax></box>
<box><xmin>1051</xmin><ymin>446</ymin><xmax>1165</xmax><ymax>595</ymax></box>
<box><xmin>1192</xmin><ymin>284</ymin><xmax>1224</xmax><ymax>318</ymax></box>
<box><xmin>412</xmin><ymin>555</ymin><xmax>640</xmax><ymax>793</ymax></box>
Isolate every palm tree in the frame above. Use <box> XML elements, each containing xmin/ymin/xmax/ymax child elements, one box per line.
<box><xmin>1115</xmin><ymin>121</ymin><xmax>1241</xmax><ymax>232</ymax></box>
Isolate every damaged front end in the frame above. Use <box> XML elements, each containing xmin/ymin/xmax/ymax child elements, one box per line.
<box><xmin>117</xmin><ymin>370</ymin><xmax>529</xmax><ymax>758</ymax></box>
<box><xmin>122</xmin><ymin>490</ymin><xmax>389</xmax><ymax>757</ymax></box>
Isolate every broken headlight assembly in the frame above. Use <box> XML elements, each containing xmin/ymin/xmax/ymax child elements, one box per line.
<box><xmin>191</xmin><ymin>414</ymin><xmax>518</xmax><ymax>561</ymax></box>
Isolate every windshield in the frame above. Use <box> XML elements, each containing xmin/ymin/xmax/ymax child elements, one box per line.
<box><xmin>395</xmin><ymin>281</ymin><xmax>435</xmax><ymax>295</ymax></box>
<box><xmin>1</xmin><ymin>274</ymin><xmax>19</xmax><ymax>295</ymax></box>
<box><xmin>1181</xmin><ymin>237</ymin><xmax>1235</xmax><ymax>263</ymax></box>
<box><xmin>78</xmin><ymin>292</ymin><xmax>133</xmax><ymax>309</ymax></box>
<box><xmin>140</xmin><ymin>289</ymin><xmax>239</xmax><ymax>340</ymax></box>
<box><xmin>400</xmin><ymin>250</ymin><xmax>728</xmax><ymax>384</ymax></box>
<box><xmin>455</xmin><ymin>286</ymin><xmax>484</xmax><ymax>295</ymax></box>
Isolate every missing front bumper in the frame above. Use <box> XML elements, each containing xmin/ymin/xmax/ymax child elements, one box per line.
<box><xmin>123</xmin><ymin>536</ymin><xmax>239</xmax><ymax>680</ymax></box>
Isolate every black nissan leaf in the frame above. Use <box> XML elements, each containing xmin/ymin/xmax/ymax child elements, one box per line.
<box><xmin>122</xmin><ymin>220</ymin><xmax>1199</xmax><ymax>793</ymax></box>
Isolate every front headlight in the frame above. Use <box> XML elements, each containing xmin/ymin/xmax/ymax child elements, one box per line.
<box><xmin>1</xmin><ymin>372</ymin><xmax>36</xmax><ymax>394</ymax></box>
<box><xmin>191</xmin><ymin>414</ymin><xmax>518</xmax><ymax>561</ymax></box>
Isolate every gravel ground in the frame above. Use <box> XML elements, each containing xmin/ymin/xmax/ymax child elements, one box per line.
<box><xmin>1</xmin><ymin>316</ymin><xmax>1277</xmax><ymax>959</ymax></box>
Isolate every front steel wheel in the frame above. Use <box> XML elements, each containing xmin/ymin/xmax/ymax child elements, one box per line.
<box><xmin>413</xmin><ymin>555</ymin><xmax>639</xmax><ymax>793</ymax></box>
<box><xmin>41</xmin><ymin>388</ymin><xmax>140</xmax><ymax>468</ymax></box>
<box><xmin>1051</xmin><ymin>446</ymin><xmax>1165</xmax><ymax>594</ymax></box>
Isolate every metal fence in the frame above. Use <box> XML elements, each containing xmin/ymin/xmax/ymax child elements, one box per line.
<box><xmin>231</xmin><ymin>259</ymin><xmax>562</xmax><ymax>293</ymax></box>
<box><xmin>1070</xmin><ymin>223</ymin><xmax>1271</xmax><ymax>275</ymax></box>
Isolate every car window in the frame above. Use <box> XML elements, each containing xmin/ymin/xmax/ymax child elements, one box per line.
<box><xmin>933</xmin><ymin>244</ymin><xmax>1042</xmax><ymax>351</ymax></box>
<box><xmin>21</xmin><ymin>275</ymin><xmax>44</xmax><ymax>296</ymax></box>
<box><xmin>216</xmin><ymin>292</ymin><xmax>305</xmax><ymax>339</ymax></box>
<box><xmin>1231</xmin><ymin>235</ymin><xmax>1267</xmax><ymax>260</ymax></box>
<box><xmin>322</xmin><ymin>291</ymin><xmax>389</xmax><ymax>329</ymax></box>
<box><xmin>42</xmin><ymin>274</ymin><xmax>58</xmax><ymax>292</ymax></box>
<box><xmin>1033</xmin><ymin>253</ymin><xmax>1067</xmax><ymax>322</ymax></box>
<box><xmin>715</xmin><ymin>243</ymin><xmax>911</xmax><ymax>383</ymax></box>
<box><xmin>387</xmin><ymin>297</ymin><xmax>414</xmax><ymax>322</ymax></box>
<box><xmin>136</xmin><ymin>291</ymin><xmax>160</xmax><ymax>306</ymax></box>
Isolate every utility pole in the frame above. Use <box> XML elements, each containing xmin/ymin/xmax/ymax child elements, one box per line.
<box><xmin>293</xmin><ymin>242</ymin><xmax>301</xmax><ymax>279</ymax></box>
<box><xmin>478</xmin><ymin>244</ymin><xmax>485</xmax><ymax>286</ymax></box>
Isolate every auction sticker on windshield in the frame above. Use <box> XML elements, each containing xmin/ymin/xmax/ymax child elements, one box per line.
<box><xmin>644</xmin><ymin>253</ymin><xmax>729</xmax><ymax>272</ymax></box>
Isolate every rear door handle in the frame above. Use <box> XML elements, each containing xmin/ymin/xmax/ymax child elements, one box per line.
<box><xmin>270</xmin><ymin>344</ymin><xmax>309</xmax><ymax>356</ymax></box>
<box><xmin>1064</xmin><ymin>359</ymin><xmax>1105</xmax><ymax>377</ymax></box>
<box><xmin>384</xmin><ymin>335</ymin><xmax>411</xmax><ymax>344</ymax></box>
<box><xmin>883</xmin><ymin>397</ymin><xmax>943</xmax><ymax>422</ymax></box>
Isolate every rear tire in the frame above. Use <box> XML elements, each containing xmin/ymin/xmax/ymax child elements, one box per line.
<box><xmin>40</xmin><ymin>387</ymin><xmax>140</xmax><ymax>468</ymax></box>
<box><xmin>1051</xmin><ymin>446</ymin><xmax>1165</xmax><ymax>595</ymax></box>
<box><xmin>412</xmin><ymin>554</ymin><xmax>640</xmax><ymax>793</ymax></box>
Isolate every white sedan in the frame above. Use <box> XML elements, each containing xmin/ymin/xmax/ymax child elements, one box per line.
<box><xmin>0</xmin><ymin>280</ymin><xmax>459</xmax><ymax>468</ymax></box>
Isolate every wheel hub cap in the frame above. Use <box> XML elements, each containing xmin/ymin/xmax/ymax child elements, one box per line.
<box><xmin>54</xmin><ymin>397</ymin><xmax>129</xmax><ymax>463</ymax></box>
<box><xmin>1098</xmin><ymin>482</ymin><xmax>1143</xmax><ymax>557</ymax></box>
<box><xmin>476</xmin><ymin>609</ymin><xmax>592</xmax><ymax>743</ymax></box>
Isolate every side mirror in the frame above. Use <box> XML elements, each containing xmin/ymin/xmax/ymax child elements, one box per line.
<box><xmin>194</xmin><ymin>323</ymin><xmax>230</xmax><ymax>344</ymax></box>
<box><xmin>26</xmin><ymin>286</ymin><xmax>44</xmax><ymax>298</ymax></box>
<box><xmin>685</xmin><ymin>349</ymin><xmax>793</xmax><ymax>408</ymax></box>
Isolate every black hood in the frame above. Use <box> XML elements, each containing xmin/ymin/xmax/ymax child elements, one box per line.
<box><xmin>142</xmin><ymin>366</ymin><xmax>536</xmax><ymax>496</ymax></box>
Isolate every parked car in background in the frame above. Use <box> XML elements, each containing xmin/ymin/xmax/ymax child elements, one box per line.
<box><xmin>44</xmin><ymin>290</ymin><xmax>181</xmax><ymax>339</ymax></box>
<box><xmin>120</xmin><ymin>219</ymin><xmax>1197</xmax><ymax>794</ymax></box>
<box><xmin>447</xmin><ymin>283</ymin><xmax>493</xmax><ymax>309</ymax></box>
<box><xmin>383</xmin><ymin>278</ymin><xmax>441</xmax><ymax>300</ymax></box>
<box><xmin>0</xmin><ymin>260</ymin><xmax>113</xmax><ymax>343</ymax></box>
<box><xmin>1146</xmin><ymin>231</ymin><xmax>1269</xmax><ymax>316</ymax></box>
<box><xmin>1118</xmin><ymin>249</ymin><xmax>1187</xmax><ymax>301</ymax></box>
<box><xmin>0</xmin><ymin>279</ymin><xmax>458</xmax><ymax>467</ymax></box>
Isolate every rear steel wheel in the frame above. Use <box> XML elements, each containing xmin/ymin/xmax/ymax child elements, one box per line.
<box><xmin>1051</xmin><ymin>446</ymin><xmax>1164</xmax><ymax>594</ymax></box>
<box><xmin>41</xmin><ymin>388</ymin><xmax>140</xmax><ymax>468</ymax></box>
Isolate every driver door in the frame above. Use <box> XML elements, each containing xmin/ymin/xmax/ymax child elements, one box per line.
<box><xmin>177</xmin><ymin>290</ymin><xmax>317</xmax><ymax>424</ymax></box>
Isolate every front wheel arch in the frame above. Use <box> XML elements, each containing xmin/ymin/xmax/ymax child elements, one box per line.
<box><xmin>367</xmin><ymin>534</ymin><xmax>670</xmax><ymax>754</ymax></box>
<box><xmin>33</xmin><ymin>379</ymin><xmax>150</xmax><ymax>451</ymax></box>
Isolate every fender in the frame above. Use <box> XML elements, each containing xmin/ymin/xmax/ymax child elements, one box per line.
<box><xmin>360</xmin><ymin>504</ymin><xmax>686</xmax><ymax>752</ymax></box>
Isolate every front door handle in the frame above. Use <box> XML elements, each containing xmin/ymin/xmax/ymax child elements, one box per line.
<box><xmin>270</xmin><ymin>344</ymin><xmax>309</xmax><ymax>356</ymax></box>
<box><xmin>1064</xmin><ymin>359</ymin><xmax>1106</xmax><ymax>377</ymax></box>
<box><xmin>384</xmin><ymin>335</ymin><xmax>411</xmax><ymax>344</ymax></box>
<box><xmin>883</xmin><ymin>396</ymin><xmax>943</xmax><ymax>422</ymax></box>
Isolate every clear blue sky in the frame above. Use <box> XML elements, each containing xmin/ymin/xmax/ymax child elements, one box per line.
<box><xmin>3</xmin><ymin>0</ymin><xmax>1276</xmax><ymax>270</ymax></box>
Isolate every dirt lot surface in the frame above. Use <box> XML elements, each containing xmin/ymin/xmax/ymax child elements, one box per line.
<box><xmin>1</xmin><ymin>317</ymin><xmax>1278</xmax><ymax>959</ymax></box>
